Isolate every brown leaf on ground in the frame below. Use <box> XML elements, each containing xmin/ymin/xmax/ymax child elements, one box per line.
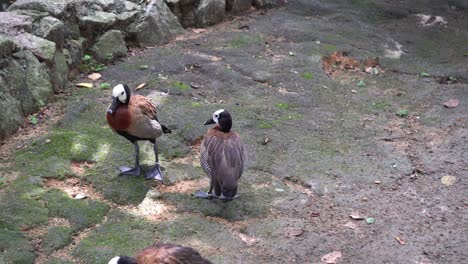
<box><xmin>321</xmin><ymin>251</ymin><xmax>342</xmax><ymax>263</ymax></box>
<box><xmin>136</xmin><ymin>83</ymin><xmax>146</xmax><ymax>90</ymax></box>
<box><xmin>284</xmin><ymin>227</ymin><xmax>304</xmax><ymax>238</ymax></box>
<box><xmin>87</xmin><ymin>73</ymin><xmax>102</xmax><ymax>81</ymax></box>
<box><xmin>395</xmin><ymin>236</ymin><xmax>406</xmax><ymax>245</ymax></box>
<box><xmin>322</xmin><ymin>51</ymin><xmax>381</xmax><ymax>76</ymax></box>
<box><xmin>443</xmin><ymin>99</ymin><xmax>459</xmax><ymax>108</ymax></box>
<box><xmin>192</xmin><ymin>28</ymin><xmax>207</xmax><ymax>34</ymax></box>
<box><xmin>349</xmin><ymin>212</ymin><xmax>365</xmax><ymax>220</ymax></box>
<box><xmin>322</xmin><ymin>51</ymin><xmax>360</xmax><ymax>76</ymax></box>
<box><xmin>362</xmin><ymin>57</ymin><xmax>379</xmax><ymax>68</ymax></box>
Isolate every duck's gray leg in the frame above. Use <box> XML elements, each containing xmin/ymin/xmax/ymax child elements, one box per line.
<box><xmin>119</xmin><ymin>142</ymin><xmax>141</xmax><ymax>176</ymax></box>
<box><xmin>145</xmin><ymin>141</ymin><xmax>163</xmax><ymax>181</ymax></box>
<box><xmin>194</xmin><ymin>182</ymin><xmax>213</xmax><ymax>199</ymax></box>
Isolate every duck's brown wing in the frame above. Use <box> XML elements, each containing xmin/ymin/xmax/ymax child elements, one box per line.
<box><xmin>130</xmin><ymin>95</ymin><xmax>157</xmax><ymax>120</ymax></box>
<box><xmin>136</xmin><ymin>243</ymin><xmax>212</xmax><ymax>264</ymax></box>
<box><xmin>200</xmin><ymin>132</ymin><xmax>246</xmax><ymax>188</ymax></box>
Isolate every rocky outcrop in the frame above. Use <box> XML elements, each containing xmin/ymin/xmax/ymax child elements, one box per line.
<box><xmin>0</xmin><ymin>0</ymin><xmax>284</xmax><ymax>140</ymax></box>
<box><xmin>128</xmin><ymin>0</ymin><xmax>183</xmax><ymax>46</ymax></box>
<box><xmin>91</xmin><ymin>29</ymin><xmax>127</xmax><ymax>62</ymax></box>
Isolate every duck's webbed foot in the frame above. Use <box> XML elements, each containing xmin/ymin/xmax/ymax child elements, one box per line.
<box><xmin>118</xmin><ymin>166</ymin><xmax>141</xmax><ymax>176</ymax></box>
<box><xmin>145</xmin><ymin>164</ymin><xmax>163</xmax><ymax>181</ymax></box>
<box><xmin>194</xmin><ymin>190</ymin><xmax>213</xmax><ymax>199</ymax></box>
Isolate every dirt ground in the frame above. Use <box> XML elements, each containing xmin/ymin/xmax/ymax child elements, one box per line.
<box><xmin>1</xmin><ymin>1</ymin><xmax>467</xmax><ymax>263</ymax></box>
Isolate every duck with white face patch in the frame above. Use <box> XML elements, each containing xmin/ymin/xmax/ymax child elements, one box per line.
<box><xmin>106</xmin><ymin>84</ymin><xmax>172</xmax><ymax>181</ymax></box>
<box><xmin>195</xmin><ymin>109</ymin><xmax>247</xmax><ymax>201</ymax></box>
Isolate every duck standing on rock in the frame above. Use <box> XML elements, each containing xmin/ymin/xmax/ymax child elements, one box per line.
<box><xmin>108</xmin><ymin>243</ymin><xmax>212</xmax><ymax>264</ymax></box>
<box><xmin>195</xmin><ymin>109</ymin><xmax>246</xmax><ymax>201</ymax></box>
<box><xmin>106</xmin><ymin>84</ymin><xmax>171</xmax><ymax>181</ymax></box>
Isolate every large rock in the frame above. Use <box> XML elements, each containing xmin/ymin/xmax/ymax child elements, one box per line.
<box><xmin>252</xmin><ymin>0</ymin><xmax>284</xmax><ymax>9</ymax></box>
<box><xmin>64</xmin><ymin>37</ymin><xmax>86</xmax><ymax>68</ymax></box>
<box><xmin>50</xmin><ymin>51</ymin><xmax>69</xmax><ymax>91</ymax></box>
<box><xmin>0</xmin><ymin>35</ymin><xmax>19</xmax><ymax>58</ymax></box>
<box><xmin>227</xmin><ymin>0</ymin><xmax>253</xmax><ymax>14</ymax></box>
<box><xmin>0</xmin><ymin>77</ymin><xmax>23</xmax><ymax>140</ymax></box>
<box><xmin>8</xmin><ymin>0</ymin><xmax>71</xmax><ymax>17</ymax></box>
<box><xmin>0</xmin><ymin>12</ymin><xmax>34</xmax><ymax>34</ymax></box>
<box><xmin>78</xmin><ymin>11</ymin><xmax>118</xmax><ymax>38</ymax></box>
<box><xmin>91</xmin><ymin>30</ymin><xmax>127</xmax><ymax>62</ymax></box>
<box><xmin>14</xmin><ymin>33</ymin><xmax>57</xmax><ymax>62</ymax></box>
<box><xmin>128</xmin><ymin>0</ymin><xmax>183</xmax><ymax>47</ymax></box>
<box><xmin>21</xmin><ymin>50</ymin><xmax>55</xmax><ymax>103</ymax></box>
<box><xmin>164</xmin><ymin>0</ymin><xmax>198</xmax><ymax>28</ymax></box>
<box><xmin>195</xmin><ymin>0</ymin><xmax>225</xmax><ymax>27</ymax></box>
<box><xmin>33</xmin><ymin>16</ymin><xmax>66</xmax><ymax>49</ymax></box>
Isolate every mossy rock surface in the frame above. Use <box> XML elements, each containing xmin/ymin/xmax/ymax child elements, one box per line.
<box><xmin>0</xmin><ymin>228</ymin><xmax>36</xmax><ymax>264</ymax></box>
<box><xmin>41</xmin><ymin>189</ymin><xmax>109</xmax><ymax>231</ymax></box>
<box><xmin>42</xmin><ymin>226</ymin><xmax>73</xmax><ymax>255</ymax></box>
<box><xmin>73</xmin><ymin>210</ymin><xmax>155</xmax><ymax>264</ymax></box>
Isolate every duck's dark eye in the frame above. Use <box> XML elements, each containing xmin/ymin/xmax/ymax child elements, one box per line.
<box><xmin>121</xmin><ymin>92</ymin><xmax>124</xmax><ymax>95</ymax></box>
<box><xmin>215</xmin><ymin>115</ymin><xmax>218</xmax><ymax>118</ymax></box>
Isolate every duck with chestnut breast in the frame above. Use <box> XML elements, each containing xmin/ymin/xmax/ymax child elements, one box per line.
<box><xmin>106</xmin><ymin>84</ymin><xmax>171</xmax><ymax>181</ymax></box>
<box><xmin>108</xmin><ymin>243</ymin><xmax>212</xmax><ymax>264</ymax></box>
<box><xmin>195</xmin><ymin>109</ymin><xmax>246</xmax><ymax>201</ymax></box>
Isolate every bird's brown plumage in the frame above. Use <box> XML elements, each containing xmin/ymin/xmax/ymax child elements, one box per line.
<box><xmin>106</xmin><ymin>95</ymin><xmax>163</xmax><ymax>140</ymax></box>
<box><xmin>200</xmin><ymin>127</ymin><xmax>246</xmax><ymax>198</ymax></box>
<box><xmin>135</xmin><ymin>243</ymin><xmax>212</xmax><ymax>264</ymax></box>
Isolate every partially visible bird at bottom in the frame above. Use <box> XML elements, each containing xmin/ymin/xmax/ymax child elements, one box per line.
<box><xmin>108</xmin><ymin>243</ymin><xmax>212</xmax><ymax>264</ymax></box>
<box><xmin>106</xmin><ymin>84</ymin><xmax>172</xmax><ymax>181</ymax></box>
<box><xmin>195</xmin><ymin>109</ymin><xmax>246</xmax><ymax>201</ymax></box>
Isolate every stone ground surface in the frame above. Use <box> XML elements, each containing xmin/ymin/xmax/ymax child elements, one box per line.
<box><xmin>1</xmin><ymin>1</ymin><xmax>467</xmax><ymax>263</ymax></box>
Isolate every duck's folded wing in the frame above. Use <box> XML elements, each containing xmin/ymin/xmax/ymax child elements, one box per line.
<box><xmin>223</xmin><ymin>134</ymin><xmax>246</xmax><ymax>178</ymax></box>
<box><xmin>131</xmin><ymin>95</ymin><xmax>157</xmax><ymax>120</ymax></box>
<box><xmin>200</xmin><ymin>134</ymin><xmax>221</xmax><ymax>180</ymax></box>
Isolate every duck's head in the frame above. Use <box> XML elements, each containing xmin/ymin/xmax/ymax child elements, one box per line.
<box><xmin>204</xmin><ymin>109</ymin><xmax>232</xmax><ymax>132</ymax></box>
<box><xmin>108</xmin><ymin>256</ymin><xmax>137</xmax><ymax>264</ymax></box>
<box><xmin>107</xmin><ymin>84</ymin><xmax>131</xmax><ymax>115</ymax></box>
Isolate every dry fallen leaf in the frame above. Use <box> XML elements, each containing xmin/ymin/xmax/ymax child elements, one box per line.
<box><xmin>284</xmin><ymin>227</ymin><xmax>304</xmax><ymax>238</ymax></box>
<box><xmin>76</xmin><ymin>83</ymin><xmax>93</xmax><ymax>88</ymax></box>
<box><xmin>395</xmin><ymin>236</ymin><xmax>406</xmax><ymax>245</ymax></box>
<box><xmin>74</xmin><ymin>193</ymin><xmax>88</xmax><ymax>200</ymax></box>
<box><xmin>321</xmin><ymin>251</ymin><xmax>342</xmax><ymax>264</ymax></box>
<box><xmin>350</xmin><ymin>212</ymin><xmax>365</xmax><ymax>220</ymax></box>
<box><xmin>441</xmin><ymin>175</ymin><xmax>456</xmax><ymax>186</ymax></box>
<box><xmin>344</xmin><ymin>221</ymin><xmax>357</xmax><ymax>229</ymax></box>
<box><xmin>87</xmin><ymin>73</ymin><xmax>102</xmax><ymax>81</ymax></box>
<box><xmin>262</xmin><ymin>136</ymin><xmax>271</xmax><ymax>145</ymax></box>
<box><xmin>136</xmin><ymin>83</ymin><xmax>146</xmax><ymax>90</ymax></box>
<box><xmin>443</xmin><ymin>99</ymin><xmax>459</xmax><ymax>108</ymax></box>
<box><xmin>192</xmin><ymin>28</ymin><xmax>207</xmax><ymax>34</ymax></box>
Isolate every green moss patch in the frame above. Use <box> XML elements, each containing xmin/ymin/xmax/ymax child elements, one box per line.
<box><xmin>42</xmin><ymin>227</ymin><xmax>73</xmax><ymax>255</ymax></box>
<box><xmin>0</xmin><ymin>176</ymin><xmax>48</xmax><ymax>230</ymax></box>
<box><xmin>73</xmin><ymin>210</ymin><xmax>155</xmax><ymax>263</ymax></box>
<box><xmin>41</xmin><ymin>189</ymin><xmax>109</xmax><ymax>231</ymax></box>
<box><xmin>0</xmin><ymin>228</ymin><xmax>36</xmax><ymax>264</ymax></box>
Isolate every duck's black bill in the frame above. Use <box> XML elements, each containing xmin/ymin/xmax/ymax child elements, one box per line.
<box><xmin>107</xmin><ymin>98</ymin><xmax>119</xmax><ymax>115</ymax></box>
<box><xmin>204</xmin><ymin>118</ymin><xmax>215</xmax><ymax>125</ymax></box>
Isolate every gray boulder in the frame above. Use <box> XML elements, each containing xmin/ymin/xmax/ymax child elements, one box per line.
<box><xmin>227</xmin><ymin>0</ymin><xmax>252</xmax><ymax>14</ymax></box>
<box><xmin>0</xmin><ymin>77</ymin><xmax>23</xmax><ymax>140</ymax></box>
<box><xmin>164</xmin><ymin>0</ymin><xmax>198</xmax><ymax>28</ymax></box>
<box><xmin>252</xmin><ymin>0</ymin><xmax>284</xmax><ymax>9</ymax></box>
<box><xmin>13</xmin><ymin>32</ymin><xmax>57</xmax><ymax>62</ymax></box>
<box><xmin>0</xmin><ymin>12</ymin><xmax>34</xmax><ymax>34</ymax></box>
<box><xmin>64</xmin><ymin>37</ymin><xmax>87</xmax><ymax>68</ymax></box>
<box><xmin>8</xmin><ymin>0</ymin><xmax>71</xmax><ymax>17</ymax></box>
<box><xmin>22</xmin><ymin>50</ymin><xmax>55</xmax><ymax>104</ymax></box>
<box><xmin>0</xmin><ymin>35</ymin><xmax>19</xmax><ymax>58</ymax></box>
<box><xmin>91</xmin><ymin>30</ymin><xmax>127</xmax><ymax>62</ymax></box>
<box><xmin>195</xmin><ymin>0</ymin><xmax>225</xmax><ymax>27</ymax></box>
<box><xmin>78</xmin><ymin>10</ymin><xmax>118</xmax><ymax>37</ymax></box>
<box><xmin>50</xmin><ymin>51</ymin><xmax>69</xmax><ymax>91</ymax></box>
<box><xmin>33</xmin><ymin>16</ymin><xmax>65</xmax><ymax>49</ymax></box>
<box><xmin>128</xmin><ymin>0</ymin><xmax>183</xmax><ymax>47</ymax></box>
